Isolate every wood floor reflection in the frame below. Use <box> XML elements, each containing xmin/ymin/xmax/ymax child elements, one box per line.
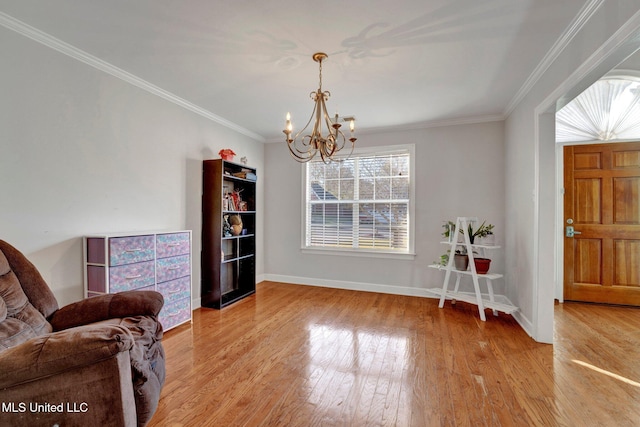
<box><xmin>148</xmin><ymin>281</ymin><xmax>640</xmax><ymax>426</ymax></box>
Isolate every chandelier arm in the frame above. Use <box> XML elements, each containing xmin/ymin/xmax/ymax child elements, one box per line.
<box><xmin>288</xmin><ymin>97</ymin><xmax>321</xmax><ymax>162</ymax></box>
<box><xmin>289</xmin><ymin>136</ymin><xmax>319</xmax><ymax>162</ymax></box>
<box><xmin>289</xmin><ymin>136</ymin><xmax>314</xmax><ymax>159</ymax></box>
<box><xmin>288</xmin><ymin>146</ymin><xmax>316</xmax><ymax>162</ymax></box>
<box><xmin>320</xmin><ymin>95</ymin><xmax>346</xmax><ymax>156</ymax></box>
<box><xmin>292</xmin><ymin>99</ymin><xmax>319</xmax><ymax>143</ymax></box>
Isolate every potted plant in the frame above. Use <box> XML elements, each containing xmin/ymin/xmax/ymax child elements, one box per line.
<box><xmin>464</xmin><ymin>221</ymin><xmax>493</xmax><ymax>273</ymax></box>
<box><xmin>441</xmin><ymin>219</ymin><xmax>494</xmax><ymax>271</ymax></box>
<box><xmin>435</xmin><ymin>252</ymin><xmax>449</xmax><ymax>267</ymax></box>
<box><xmin>434</xmin><ymin>248</ymin><xmax>469</xmax><ymax>271</ymax></box>
<box><xmin>442</xmin><ymin>221</ymin><xmax>457</xmax><ymax>243</ymax></box>
<box><xmin>465</xmin><ymin>220</ymin><xmax>494</xmax><ymax>244</ymax></box>
<box><xmin>442</xmin><ymin>220</ymin><xmax>494</xmax><ymax>245</ymax></box>
<box><xmin>473</xmin><ymin>257</ymin><xmax>491</xmax><ymax>274</ymax></box>
<box><xmin>474</xmin><ymin>223</ymin><xmax>495</xmax><ymax>246</ymax></box>
<box><xmin>453</xmin><ymin>247</ymin><xmax>470</xmax><ymax>271</ymax></box>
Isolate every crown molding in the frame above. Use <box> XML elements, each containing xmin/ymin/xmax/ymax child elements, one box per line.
<box><xmin>504</xmin><ymin>0</ymin><xmax>605</xmax><ymax>116</ymax></box>
<box><xmin>360</xmin><ymin>114</ymin><xmax>506</xmax><ymax>135</ymax></box>
<box><xmin>0</xmin><ymin>12</ymin><xmax>265</xmax><ymax>142</ymax></box>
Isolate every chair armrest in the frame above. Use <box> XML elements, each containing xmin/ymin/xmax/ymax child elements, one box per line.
<box><xmin>49</xmin><ymin>290</ymin><xmax>164</xmax><ymax>331</ymax></box>
<box><xmin>0</xmin><ymin>324</ymin><xmax>134</xmax><ymax>389</ymax></box>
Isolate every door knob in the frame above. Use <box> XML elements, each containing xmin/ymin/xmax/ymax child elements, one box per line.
<box><xmin>566</xmin><ymin>226</ymin><xmax>582</xmax><ymax>237</ymax></box>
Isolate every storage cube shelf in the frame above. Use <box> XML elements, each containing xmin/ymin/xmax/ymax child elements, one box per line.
<box><xmin>83</xmin><ymin>231</ymin><xmax>192</xmax><ymax>331</ymax></box>
<box><xmin>201</xmin><ymin>159</ymin><xmax>257</xmax><ymax>309</ymax></box>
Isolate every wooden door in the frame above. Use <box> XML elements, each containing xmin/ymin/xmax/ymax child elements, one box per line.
<box><xmin>564</xmin><ymin>142</ymin><xmax>640</xmax><ymax>305</ymax></box>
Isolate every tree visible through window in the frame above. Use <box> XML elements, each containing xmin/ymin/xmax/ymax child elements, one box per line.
<box><xmin>304</xmin><ymin>148</ymin><xmax>412</xmax><ymax>254</ymax></box>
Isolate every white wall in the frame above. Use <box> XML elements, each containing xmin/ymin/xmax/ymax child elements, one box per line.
<box><xmin>264</xmin><ymin>121</ymin><xmax>506</xmax><ymax>297</ymax></box>
<box><xmin>505</xmin><ymin>0</ymin><xmax>640</xmax><ymax>342</ymax></box>
<box><xmin>0</xmin><ymin>26</ymin><xmax>265</xmax><ymax>307</ymax></box>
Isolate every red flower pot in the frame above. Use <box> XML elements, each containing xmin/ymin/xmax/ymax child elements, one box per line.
<box><xmin>474</xmin><ymin>257</ymin><xmax>491</xmax><ymax>274</ymax></box>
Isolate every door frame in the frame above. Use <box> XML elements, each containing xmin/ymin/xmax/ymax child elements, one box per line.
<box><xmin>555</xmin><ymin>143</ymin><xmax>565</xmax><ymax>303</ymax></box>
<box><xmin>531</xmin><ymin>17</ymin><xmax>640</xmax><ymax>343</ymax></box>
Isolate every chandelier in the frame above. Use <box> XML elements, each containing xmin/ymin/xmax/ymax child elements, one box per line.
<box><xmin>283</xmin><ymin>52</ymin><xmax>357</xmax><ymax>163</ymax></box>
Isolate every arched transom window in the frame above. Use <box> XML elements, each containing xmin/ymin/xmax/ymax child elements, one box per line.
<box><xmin>556</xmin><ymin>75</ymin><xmax>640</xmax><ymax>143</ymax></box>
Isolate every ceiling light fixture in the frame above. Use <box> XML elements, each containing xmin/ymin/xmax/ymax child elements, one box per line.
<box><xmin>284</xmin><ymin>52</ymin><xmax>357</xmax><ymax>163</ymax></box>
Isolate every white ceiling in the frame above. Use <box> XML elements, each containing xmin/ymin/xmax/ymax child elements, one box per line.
<box><xmin>0</xmin><ymin>0</ymin><xmax>590</xmax><ymax>141</ymax></box>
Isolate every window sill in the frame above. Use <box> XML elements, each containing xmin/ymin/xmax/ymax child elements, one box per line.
<box><xmin>301</xmin><ymin>247</ymin><xmax>416</xmax><ymax>260</ymax></box>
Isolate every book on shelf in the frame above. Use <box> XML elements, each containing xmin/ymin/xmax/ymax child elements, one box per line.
<box><xmin>231</xmin><ymin>169</ymin><xmax>257</xmax><ymax>181</ymax></box>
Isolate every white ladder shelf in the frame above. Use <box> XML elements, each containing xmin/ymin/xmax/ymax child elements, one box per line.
<box><xmin>427</xmin><ymin>217</ymin><xmax>518</xmax><ymax>321</ymax></box>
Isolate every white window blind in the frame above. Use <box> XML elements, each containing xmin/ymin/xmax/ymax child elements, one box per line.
<box><xmin>304</xmin><ymin>148</ymin><xmax>412</xmax><ymax>254</ymax></box>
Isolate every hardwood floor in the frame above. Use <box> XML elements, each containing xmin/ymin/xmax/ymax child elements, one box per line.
<box><xmin>148</xmin><ymin>282</ymin><xmax>640</xmax><ymax>426</ymax></box>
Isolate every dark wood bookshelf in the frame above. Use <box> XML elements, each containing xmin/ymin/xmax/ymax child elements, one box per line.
<box><xmin>201</xmin><ymin>159</ymin><xmax>256</xmax><ymax>309</ymax></box>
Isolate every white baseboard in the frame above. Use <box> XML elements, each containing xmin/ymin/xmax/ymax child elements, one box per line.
<box><xmin>512</xmin><ymin>310</ymin><xmax>535</xmax><ymax>340</ymax></box>
<box><xmin>263</xmin><ymin>274</ymin><xmax>440</xmax><ymax>298</ymax></box>
<box><xmin>262</xmin><ymin>274</ymin><xmax>523</xmax><ymax>309</ymax></box>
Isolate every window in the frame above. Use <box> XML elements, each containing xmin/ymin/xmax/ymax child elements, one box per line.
<box><xmin>556</xmin><ymin>74</ymin><xmax>640</xmax><ymax>143</ymax></box>
<box><xmin>303</xmin><ymin>145</ymin><xmax>414</xmax><ymax>257</ymax></box>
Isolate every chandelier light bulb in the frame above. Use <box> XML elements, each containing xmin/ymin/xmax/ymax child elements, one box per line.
<box><xmin>284</xmin><ymin>112</ymin><xmax>292</xmax><ymax>135</ymax></box>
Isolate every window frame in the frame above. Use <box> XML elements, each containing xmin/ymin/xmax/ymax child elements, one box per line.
<box><xmin>300</xmin><ymin>144</ymin><xmax>416</xmax><ymax>259</ymax></box>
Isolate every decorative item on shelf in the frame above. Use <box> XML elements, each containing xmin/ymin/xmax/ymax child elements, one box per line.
<box><xmin>435</xmin><ymin>252</ymin><xmax>449</xmax><ymax>267</ymax></box>
<box><xmin>440</xmin><ymin>219</ymin><xmax>494</xmax><ymax>270</ymax></box>
<box><xmin>240</xmin><ymin>156</ymin><xmax>248</xmax><ymax>165</ymax></box>
<box><xmin>443</xmin><ymin>221</ymin><xmax>456</xmax><ymax>243</ymax></box>
<box><xmin>436</xmin><ymin>246</ymin><xmax>474</xmax><ymax>271</ymax></box>
<box><xmin>467</xmin><ymin>221</ymin><xmax>494</xmax><ymax>244</ymax></box>
<box><xmin>229</xmin><ymin>214</ymin><xmax>243</xmax><ymax>236</ymax></box>
<box><xmin>474</xmin><ymin>257</ymin><xmax>491</xmax><ymax>274</ymax></box>
<box><xmin>231</xmin><ymin>188</ymin><xmax>243</xmax><ymax>211</ymax></box>
<box><xmin>454</xmin><ymin>252</ymin><xmax>469</xmax><ymax>271</ymax></box>
<box><xmin>226</xmin><ymin>193</ymin><xmax>236</xmax><ymax>211</ymax></box>
<box><xmin>283</xmin><ymin>52</ymin><xmax>357</xmax><ymax>164</ymax></box>
<box><xmin>219</xmin><ymin>148</ymin><xmax>236</xmax><ymax>161</ymax></box>
<box><xmin>476</xmin><ymin>228</ymin><xmax>495</xmax><ymax>245</ymax></box>
<box><xmin>442</xmin><ymin>219</ymin><xmax>494</xmax><ymax>245</ymax></box>
<box><xmin>223</xmin><ymin>215</ymin><xmax>232</xmax><ymax>237</ymax></box>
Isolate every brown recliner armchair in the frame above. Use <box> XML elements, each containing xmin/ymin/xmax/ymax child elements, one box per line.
<box><xmin>0</xmin><ymin>240</ymin><xmax>166</xmax><ymax>427</ymax></box>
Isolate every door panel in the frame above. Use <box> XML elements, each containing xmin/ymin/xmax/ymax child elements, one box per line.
<box><xmin>564</xmin><ymin>142</ymin><xmax>640</xmax><ymax>305</ymax></box>
<box><xmin>574</xmin><ymin>239</ymin><xmax>602</xmax><ymax>284</ymax></box>
<box><xmin>614</xmin><ymin>240</ymin><xmax>640</xmax><ymax>286</ymax></box>
<box><xmin>575</xmin><ymin>152</ymin><xmax>602</xmax><ymax>169</ymax></box>
<box><xmin>613</xmin><ymin>177</ymin><xmax>640</xmax><ymax>223</ymax></box>
<box><xmin>575</xmin><ymin>178</ymin><xmax>601</xmax><ymax>223</ymax></box>
<box><xmin>613</xmin><ymin>150</ymin><xmax>640</xmax><ymax>168</ymax></box>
